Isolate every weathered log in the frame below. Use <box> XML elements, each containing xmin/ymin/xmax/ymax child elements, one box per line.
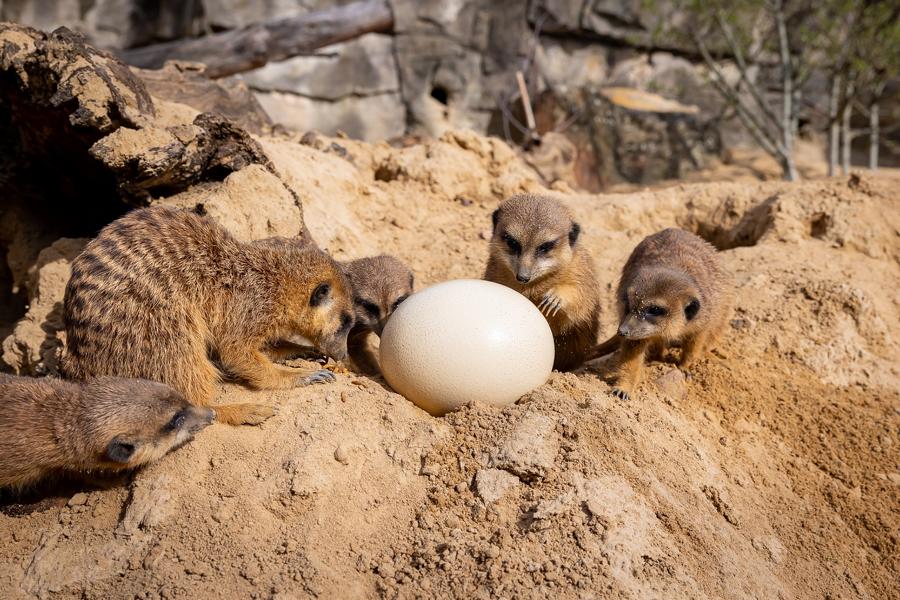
<box><xmin>133</xmin><ymin>61</ymin><xmax>273</xmax><ymax>134</ymax></box>
<box><xmin>0</xmin><ymin>23</ymin><xmax>273</xmax><ymax>205</ymax></box>
<box><xmin>118</xmin><ymin>0</ymin><xmax>394</xmax><ymax>78</ymax></box>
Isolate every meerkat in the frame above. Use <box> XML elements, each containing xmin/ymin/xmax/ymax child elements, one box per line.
<box><xmin>63</xmin><ymin>206</ymin><xmax>355</xmax><ymax>426</ymax></box>
<box><xmin>484</xmin><ymin>194</ymin><xmax>601</xmax><ymax>371</ymax></box>
<box><xmin>0</xmin><ymin>375</ymin><xmax>214</xmax><ymax>490</ymax></box>
<box><xmin>593</xmin><ymin>228</ymin><xmax>734</xmax><ymax>400</ymax></box>
<box><xmin>342</xmin><ymin>255</ymin><xmax>414</xmax><ymax>375</ymax></box>
<box><xmin>252</xmin><ymin>245</ymin><xmax>415</xmax><ymax>375</ymax></box>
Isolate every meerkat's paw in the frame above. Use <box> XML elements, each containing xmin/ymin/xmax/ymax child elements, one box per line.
<box><xmin>301</xmin><ymin>370</ymin><xmax>337</xmax><ymax>385</ymax></box>
<box><xmin>538</xmin><ymin>292</ymin><xmax>564</xmax><ymax>317</ymax></box>
<box><xmin>216</xmin><ymin>403</ymin><xmax>278</xmax><ymax>426</ymax></box>
<box><xmin>242</xmin><ymin>404</ymin><xmax>278</xmax><ymax>425</ymax></box>
<box><xmin>611</xmin><ymin>388</ymin><xmax>630</xmax><ymax>401</ymax></box>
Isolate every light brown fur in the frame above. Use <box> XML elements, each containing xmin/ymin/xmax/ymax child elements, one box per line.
<box><xmin>63</xmin><ymin>207</ymin><xmax>355</xmax><ymax>426</ymax></box>
<box><xmin>484</xmin><ymin>194</ymin><xmax>601</xmax><ymax>371</ymax></box>
<box><xmin>595</xmin><ymin>228</ymin><xmax>734</xmax><ymax>400</ymax></box>
<box><xmin>342</xmin><ymin>255</ymin><xmax>414</xmax><ymax>375</ymax></box>
<box><xmin>0</xmin><ymin>375</ymin><xmax>214</xmax><ymax>490</ymax></box>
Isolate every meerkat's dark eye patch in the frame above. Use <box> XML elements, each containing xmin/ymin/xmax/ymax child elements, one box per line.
<box><xmin>355</xmin><ymin>298</ymin><xmax>380</xmax><ymax>318</ymax></box>
<box><xmin>684</xmin><ymin>298</ymin><xmax>701</xmax><ymax>320</ymax></box>
<box><xmin>501</xmin><ymin>233</ymin><xmax>521</xmax><ymax>255</ymax></box>
<box><xmin>163</xmin><ymin>410</ymin><xmax>187</xmax><ymax>432</ymax></box>
<box><xmin>310</xmin><ymin>283</ymin><xmax>331</xmax><ymax>306</ymax></box>
<box><xmin>392</xmin><ymin>294</ymin><xmax>409</xmax><ymax>311</ymax></box>
<box><xmin>106</xmin><ymin>439</ymin><xmax>136</xmax><ymax>463</ymax></box>
<box><xmin>645</xmin><ymin>305</ymin><xmax>667</xmax><ymax>317</ymax></box>
<box><xmin>568</xmin><ymin>222</ymin><xmax>581</xmax><ymax>246</ymax></box>
<box><xmin>536</xmin><ymin>240</ymin><xmax>556</xmax><ymax>254</ymax></box>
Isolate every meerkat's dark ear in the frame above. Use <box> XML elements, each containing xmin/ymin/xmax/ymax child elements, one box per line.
<box><xmin>568</xmin><ymin>222</ymin><xmax>581</xmax><ymax>246</ymax></box>
<box><xmin>491</xmin><ymin>208</ymin><xmax>500</xmax><ymax>231</ymax></box>
<box><xmin>685</xmin><ymin>298</ymin><xmax>701</xmax><ymax>321</ymax></box>
<box><xmin>106</xmin><ymin>439</ymin><xmax>136</xmax><ymax>463</ymax></box>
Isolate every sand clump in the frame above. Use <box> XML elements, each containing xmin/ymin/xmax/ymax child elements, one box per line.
<box><xmin>0</xmin><ymin>122</ymin><xmax>897</xmax><ymax>599</ymax></box>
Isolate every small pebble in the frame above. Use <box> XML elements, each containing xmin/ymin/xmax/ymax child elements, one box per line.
<box><xmin>454</xmin><ymin>482</ymin><xmax>467</xmax><ymax>493</ymax></box>
<box><xmin>67</xmin><ymin>492</ymin><xmax>88</xmax><ymax>507</ymax></box>
<box><xmin>334</xmin><ymin>446</ymin><xmax>349</xmax><ymax>465</ymax></box>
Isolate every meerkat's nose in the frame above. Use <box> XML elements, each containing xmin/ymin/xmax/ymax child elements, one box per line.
<box><xmin>516</xmin><ymin>272</ymin><xmax>531</xmax><ymax>283</ymax></box>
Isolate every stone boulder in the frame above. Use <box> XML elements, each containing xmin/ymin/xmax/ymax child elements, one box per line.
<box><xmin>2</xmin><ymin>238</ymin><xmax>88</xmax><ymax>375</ymax></box>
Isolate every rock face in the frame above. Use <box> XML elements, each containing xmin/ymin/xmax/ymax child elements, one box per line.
<box><xmin>1</xmin><ymin>238</ymin><xmax>88</xmax><ymax>375</ymax></box>
<box><xmin>0</xmin><ymin>0</ymin><xmax>730</xmax><ymax>189</ymax></box>
<box><xmin>243</xmin><ymin>33</ymin><xmax>404</xmax><ymax>140</ymax></box>
<box><xmin>0</xmin><ymin>0</ymin><xmax>205</xmax><ymax>49</ymax></box>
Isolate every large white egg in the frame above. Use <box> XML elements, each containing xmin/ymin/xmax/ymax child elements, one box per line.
<box><xmin>379</xmin><ymin>279</ymin><xmax>555</xmax><ymax>416</ymax></box>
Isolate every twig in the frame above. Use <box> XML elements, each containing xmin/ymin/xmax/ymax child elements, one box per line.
<box><xmin>516</xmin><ymin>71</ymin><xmax>537</xmax><ymax>132</ymax></box>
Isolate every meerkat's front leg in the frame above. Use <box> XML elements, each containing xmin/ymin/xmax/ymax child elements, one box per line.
<box><xmin>219</xmin><ymin>345</ymin><xmax>336</xmax><ymax>389</ymax></box>
<box><xmin>264</xmin><ymin>341</ymin><xmax>325</xmax><ymax>364</ymax></box>
<box><xmin>610</xmin><ymin>339</ymin><xmax>650</xmax><ymax>400</ymax></box>
<box><xmin>348</xmin><ymin>329</ymin><xmax>380</xmax><ymax>375</ymax></box>
<box><xmin>677</xmin><ymin>331</ymin><xmax>709</xmax><ymax>380</ymax></box>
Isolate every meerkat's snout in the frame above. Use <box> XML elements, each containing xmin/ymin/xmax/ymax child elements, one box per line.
<box><xmin>515</xmin><ymin>255</ymin><xmax>534</xmax><ymax>283</ymax></box>
<box><xmin>184</xmin><ymin>406</ymin><xmax>216</xmax><ymax>433</ymax></box>
<box><xmin>167</xmin><ymin>405</ymin><xmax>216</xmax><ymax>448</ymax></box>
<box><xmin>308</xmin><ymin>275</ymin><xmax>355</xmax><ymax>361</ymax></box>
<box><xmin>321</xmin><ymin>311</ymin><xmax>354</xmax><ymax>361</ymax></box>
<box><xmin>617</xmin><ymin>312</ymin><xmax>661</xmax><ymax>340</ymax></box>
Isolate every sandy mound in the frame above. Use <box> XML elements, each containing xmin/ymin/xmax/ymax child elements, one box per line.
<box><xmin>0</xmin><ymin>126</ymin><xmax>898</xmax><ymax>599</ymax></box>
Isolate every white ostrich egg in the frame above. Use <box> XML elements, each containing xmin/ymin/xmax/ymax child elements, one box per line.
<box><xmin>379</xmin><ymin>279</ymin><xmax>555</xmax><ymax>416</ymax></box>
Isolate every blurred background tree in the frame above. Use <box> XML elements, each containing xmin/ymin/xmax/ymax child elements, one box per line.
<box><xmin>649</xmin><ymin>0</ymin><xmax>899</xmax><ymax>180</ymax></box>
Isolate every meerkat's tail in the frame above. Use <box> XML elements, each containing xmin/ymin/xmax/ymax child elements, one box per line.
<box><xmin>587</xmin><ymin>334</ymin><xmax>622</xmax><ymax>361</ymax></box>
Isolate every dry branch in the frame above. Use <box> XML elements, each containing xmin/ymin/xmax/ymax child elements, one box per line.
<box><xmin>119</xmin><ymin>0</ymin><xmax>393</xmax><ymax>78</ymax></box>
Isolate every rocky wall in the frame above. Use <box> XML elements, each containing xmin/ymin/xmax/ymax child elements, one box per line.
<box><xmin>0</xmin><ymin>0</ymin><xmax>729</xmax><ymax>186</ymax></box>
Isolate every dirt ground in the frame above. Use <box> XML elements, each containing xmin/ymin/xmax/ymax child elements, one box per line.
<box><xmin>0</xmin><ymin>128</ymin><xmax>898</xmax><ymax>599</ymax></box>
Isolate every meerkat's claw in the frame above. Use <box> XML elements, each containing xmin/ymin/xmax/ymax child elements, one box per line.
<box><xmin>612</xmin><ymin>388</ymin><xmax>630</xmax><ymax>401</ymax></box>
<box><xmin>537</xmin><ymin>295</ymin><xmax>550</xmax><ymax>314</ymax></box>
<box><xmin>304</xmin><ymin>370</ymin><xmax>336</xmax><ymax>385</ymax></box>
<box><xmin>679</xmin><ymin>368</ymin><xmax>694</xmax><ymax>381</ymax></box>
<box><xmin>539</xmin><ymin>293</ymin><xmax>563</xmax><ymax>317</ymax></box>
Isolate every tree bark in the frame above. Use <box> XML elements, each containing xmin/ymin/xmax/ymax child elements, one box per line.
<box><xmin>870</xmin><ymin>100</ymin><xmax>879</xmax><ymax>170</ymax></box>
<box><xmin>869</xmin><ymin>81</ymin><xmax>884</xmax><ymax>170</ymax></box>
<box><xmin>841</xmin><ymin>81</ymin><xmax>854</xmax><ymax>174</ymax></box>
<box><xmin>119</xmin><ymin>0</ymin><xmax>393</xmax><ymax>78</ymax></box>
<box><xmin>774</xmin><ymin>0</ymin><xmax>798</xmax><ymax>181</ymax></box>
<box><xmin>827</xmin><ymin>75</ymin><xmax>840</xmax><ymax>177</ymax></box>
